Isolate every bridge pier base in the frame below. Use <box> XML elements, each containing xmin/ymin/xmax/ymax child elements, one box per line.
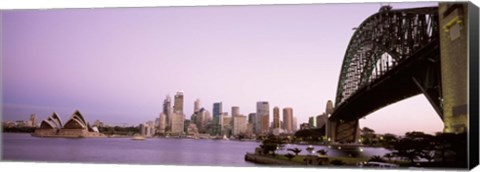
<box><xmin>327</xmin><ymin>119</ymin><xmax>360</xmax><ymax>143</ymax></box>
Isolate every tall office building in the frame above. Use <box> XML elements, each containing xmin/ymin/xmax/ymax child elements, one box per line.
<box><xmin>195</xmin><ymin>108</ymin><xmax>210</xmax><ymax>133</ymax></box>
<box><xmin>163</xmin><ymin>95</ymin><xmax>173</xmax><ymax>129</ymax></box>
<box><xmin>316</xmin><ymin>112</ymin><xmax>327</xmax><ymax>128</ymax></box>
<box><xmin>173</xmin><ymin>91</ymin><xmax>184</xmax><ymax>115</ymax></box>
<box><xmin>256</xmin><ymin>101</ymin><xmax>269</xmax><ymax>134</ymax></box>
<box><xmin>232</xmin><ymin>115</ymin><xmax>247</xmax><ymax>135</ymax></box>
<box><xmin>283</xmin><ymin>107</ymin><xmax>293</xmax><ymax>133</ymax></box>
<box><xmin>326</xmin><ymin>100</ymin><xmax>334</xmax><ymax>115</ymax></box>
<box><xmin>171</xmin><ymin>113</ymin><xmax>184</xmax><ymax>134</ymax></box>
<box><xmin>194</xmin><ymin>99</ymin><xmax>201</xmax><ymax>113</ymax></box>
<box><xmin>272</xmin><ymin>107</ymin><xmax>281</xmax><ymax>129</ymax></box>
<box><xmin>293</xmin><ymin>117</ymin><xmax>298</xmax><ymax>132</ymax></box>
<box><xmin>222</xmin><ymin>112</ymin><xmax>231</xmax><ymax>135</ymax></box>
<box><xmin>309</xmin><ymin>116</ymin><xmax>316</xmax><ymax>128</ymax></box>
<box><xmin>29</xmin><ymin>113</ymin><xmax>37</xmax><ymax>127</ymax></box>
<box><xmin>248</xmin><ymin>113</ymin><xmax>256</xmax><ymax>124</ymax></box>
<box><xmin>213</xmin><ymin>102</ymin><xmax>223</xmax><ymax>134</ymax></box>
<box><xmin>158</xmin><ymin>113</ymin><xmax>166</xmax><ymax>134</ymax></box>
<box><xmin>231</xmin><ymin>106</ymin><xmax>240</xmax><ymax>116</ymax></box>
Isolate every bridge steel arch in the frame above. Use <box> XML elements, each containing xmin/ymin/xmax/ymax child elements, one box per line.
<box><xmin>328</xmin><ymin>6</ymin><xmax>445</xmax><ymax>143</ymax></box>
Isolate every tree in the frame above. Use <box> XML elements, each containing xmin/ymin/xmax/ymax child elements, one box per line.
<box><xmin>306</xmin><ymin>145</ymin><xmax>315</xmax><ymax>154</ymax></box>
<box><xmin>392</xmin><ymin>131</ymin><xmax>434</xmax><ymax>165</ymax></box>
<box><xmin>316</xmin><ymin>149</ymin><xmax>328</xmax><ymax>156</ymax></box>
<box><xmin>330</xmin><ymin>159</ymin><xmax>345</xmax><ymax>166</ymax></box>
<box><xmin>381</xmin><ymin>133</ymin><xmax>398</xmax><ymax>149</ymax></box>
<box><xmin>259</xmin><ymin>135</ymin><xmax>284</xmax><ymax>156</ymax></box>
<box><xmin>285</xmin><ymin>153</ymin><xmax>295</xmax><ymax>161</ymax></box>
<box><xmin>369</xmin><ymin>155</ymin><xmax>386</xmax><ymax>162</ymax></box>
<box><xmin>287</xmin><ymin>148</ymin><xmax>302</xmax><ymax>156</ymax></box>
<box><xmin>361</xmin><ymin>127</ymin><xmax>376</xmax><ymax>145</ymax></box>
<box><xmin>383</xmin><ymin>153</ymin><xmax>394</xmax><ymax>162</ymax></box>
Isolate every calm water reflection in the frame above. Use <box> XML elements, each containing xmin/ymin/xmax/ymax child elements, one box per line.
<box><xmin>2</xmin><ymin>133</ymin><xmax>391</xmax><ymax>166</ymax></box>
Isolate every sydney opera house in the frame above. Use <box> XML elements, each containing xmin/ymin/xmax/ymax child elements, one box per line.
<box><xmin>32</xmin><ymin>110</ymin><xmax>105</xmax><ymax>138</ymax></box>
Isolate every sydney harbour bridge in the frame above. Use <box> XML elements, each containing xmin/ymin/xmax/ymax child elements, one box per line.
<box><xmin>327</xmin><ymin>3</ymin><xmax>471</xmax><ymax>143</ymax></box>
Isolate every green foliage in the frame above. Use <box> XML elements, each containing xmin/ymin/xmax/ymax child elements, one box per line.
<box><xmin>98</xmin><ymin>126</ymin><xmax>139</xmax><ymax>136</ymax></box>
<box><xmin>285</xmin><ymin>153</ymin><xmax>295</xmax><ymax>160</ymax></box>
<box><xmin>259</xmin><ymin>135</ymin><xmax>284</xmax><ymax>156</ymax></box>
<box><xmin>2</xmin><ymin>126</ymin><xmax>36</xmax><ymax>133</ymax></box>
<box><xmin>330</xmin><ymin>159</ymin><xmax>345</xmax><ymax>166</ymax></box>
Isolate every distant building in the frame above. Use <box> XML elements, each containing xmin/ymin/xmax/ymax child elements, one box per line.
<box><xmin>212</xmin><ymin>102</ymin><xmax>223</xmax><ymax>135</ymax></box>
<box><xmin>300</xmin><ymin>123</ymin><xmax>310</xmax><ymax>130</ymax></box>
<box><xmin>34</xmin><ymin>110</ymin><xmax>104</xmax><ymax>137</ymax></box>
<box><xmin>256</xmin><ymin>101</ymin><xmax>269</xmax><ymax>135</ymax></box>
<box><xmin>316</xmin><ymin>113</ymin><xmax>327</xmax><ymax>128</ymax></box>
<box><xmin>170</xmin><ymin>113</ymin><xmax>184</xmax><ymax>135</ymax></box>
<box><xmin>29</xmin><ymin>114</ymin><xmax>37</xmax><ymax>127</ymax></box>
<box><xmin>309</xmin><ymin>116</ymin><xmax>316</xmax><ymax>128</ymax></box>
<box><xmin>283</xmin><ymin>107</ymin><xmax>293</xmax><ymax>134</ymax></box>
<box><xmin>140</xmin><ymin>123</ymin><xmax>155</xmax><ymax>138</ymax></box>
<box><xmin>158</xmin><ymin>113</ymin><xmax>167</xmax><ymax>134</ymax></box>
<box><xmin>326</xmin><ymin>100</ymin><xmax>334</xmax><ymax>114</ymax></box>
<box><xmin>195</xmin><ymin>108</ymin><xmax>210</xmax><ymax>133</ymax></box>
<box><xmin>232</xmin><ymin>115</ymin><xmax>247</xmax><ymax>135</ymax></box>
<box><xmin>293</xmin><ymin>117</ymin><xmax>298</xmax><ymax>132</ymax></box>
<box><xmin>223</xmin><ymin>113</ymin><xmax>233</xmax><ymax>135</ymax></box>
<box><xmin>272</xmin><ymin>107</ymin><xmax>281</xmax><ymax>129</ymax></box>
<box><xmin>231</xmin><ymin>106</ymin><xmax>240</xmax><ymax>116</ymax></box>
<box><xmin>194</xmin><ymin>99</ymin><xmax>201</xmax><ymax>113</ymax></box>
<box><xmin>248</xmin><ymin>113</ymin><xmax>256</xmax><ymax>125</ymax></box>
<box><xmin>93</xmin><ymin>120</ymin><xmax>104</xmax><ymax>128</ymax></box>
<box><xmin>186</xmin><ymin>122</ymin><xmax>199</xmax><ymax>136</ymax></box>
<box><xmin>163</xmin><ymin>95</ymin><xmax>173</xmax><ymax>130</ymax></box>
<box><xmin>173</xmin><ymin>91</ymin><xmax>184</xmax><ymax>115</ymax></box>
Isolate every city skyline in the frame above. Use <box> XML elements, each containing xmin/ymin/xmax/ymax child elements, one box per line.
<box><xmin>1</xmin><ymin>2</ymin><xmax>443</xmax><ymax>135</ymax></box>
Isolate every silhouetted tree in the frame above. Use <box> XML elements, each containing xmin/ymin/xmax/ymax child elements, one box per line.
<box><xmin>383</xmin><ymin>153</ymin><xmax>394</xmax><ymax>162</ymax></box>
<box><xmin>259</xmin><ymin>135</ymin><xmax>284</xmax><ymax>156</ymax></box>
<box><xmin>330</xmin><ymin>159</ymin><xmax>345</xmax><ymax>166</ymax></box>
<box><xmin>287</xmin><ymin>148</ymin><xmax>302</xmax><ymax>156</ymax></box>
<box><xmin>369</xmin><ymin>155</ymin><xmax>386</xmax><ymax>162</ymax></box>
<box><xmin>316</xmin><ymin>149</ymin><xmax>328</xmax><ymax>156</ymax></box>
<box><xmin>306</xmin><ymin>145</ymin><xmax>315</xmax><ymax>154</ymax></box>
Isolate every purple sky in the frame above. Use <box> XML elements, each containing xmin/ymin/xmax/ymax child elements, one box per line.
<box><xmin>1</xmin><ymin>2</ymin><xmax>443</xmax><ymax>135</ymax></box>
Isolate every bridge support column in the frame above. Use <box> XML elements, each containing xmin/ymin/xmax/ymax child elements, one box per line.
<box><xmin>438</xmin><ymin>3</ymin><xmax>469</xmax><ymax>133</ymax></box>
<box><xmin>327</xmin><ymin>119</ymin><xmax>360</xmax><ymax>143</ymax></box>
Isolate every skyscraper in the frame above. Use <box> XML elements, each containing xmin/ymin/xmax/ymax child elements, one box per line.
<box><xmin>163</xmin><ymin>95</ymin><xmax>172</xmax><ymax>129</ymax></box>
<box><xmin>326</xmin><ymin>100</ymin><xmax>334</xmax><ymax>115</ymax></box>
<box><xmin>283</xmin><ymin>107</ymin><xmax>293</xmax><ymax>133</ymax></box>
<box><xmin>309</xmin><ymin>116</ymin><xmax>316</xmax><ymax>128</ymax></box>
<box><xmin>29</xmin><ymin>113</ymin><xmax>37</xmax><ymax>127</ymax></box>
<box><xmin>158</xmin><ymin>113</ymin><xmax>166</xmax><ymax>134</ymax></box>
<box><xmin>256</xmin><ymin>101</ymin><xmax>269</xmax><ymax>135</ymax></box>
<box><xmin>273</xmin><ymin>107</ymin><xmax>281</xmax><ymax>129</ymax></box>
<box><xmin>316</xmin><ymin>112</ymin><xmax>327</xmax><ymax>128</ymax></box>
<box><xmin>231</xmin><ymin>106</ymin><xmax>240</xmax><ymax>116</ymax></box>
<box><xmin>173</xmin><ymin>91</ymin><xmax>184</xmax><ymax>115</ymax></box>
<box><xmin>171</xmin><ymin>112</ymin><xmax>184</xmax><ymax>134</ymax></box>
<box><xmin>248</xmin><ymin>113</ymin><xmax>256</xmax><ymax>125</ymax></box>
<box><xmin>233</xmin><ymin>115</ymin><xmax>247</xmax><ymax>136</ymax></box>
<box><xmin>194</xmin><ymin>99</ymin><xmax>201</xmax><ymax>113</ymax></box>
<box><xmin>213</xmin><ymin>102</ymin><xmax>223</xmax><ymax>134</ymax></box>
<box><xmin>293</xmin><ymin>117</ymin><xmax>298</xmax><ymax>132</ymax></box>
